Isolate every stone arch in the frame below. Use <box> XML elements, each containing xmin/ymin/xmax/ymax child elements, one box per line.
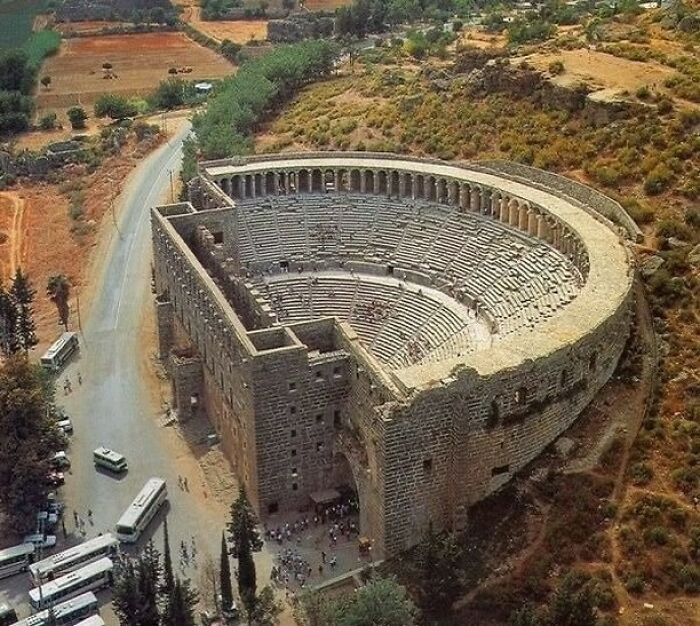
<box><xmin>254</xmin><ymin>173</ymin><xmax>264</xmax><ymax>197</ymax></box>
<box><xmin>323</xmin><ymin>169</ymin><xmax>335</xmax><ymax>192</ymax></box>
<box><xmin>378</xmin><ymin>170</ymin><xmax>388</xmax><ymax>195</ymax></box>
<box><xmin>298</xmin><ymin>169</ymin><xmax>310</xmax><ymax>193</ymax></box>
<box><xmin>415</xmin><ymin>174</ymin><xmax>425</xmax><ymax>199</ymax></box>
<box><xmin>366</xmin><ymin>170</ymin><xmax>376</xmax><ymax>194</ymax></box>
<box><xmin>312</xmin><ymin>169</ymin><xmax>323</xmax><ymax>192</ymax></box>
<box><xmin>231</xmin><ymin>175</ymin><xmax>242</xmax><ymax>199</ymax></box>
<box><xmin>470</xmin><ymin>185</ymin><xmax>481</xmax><ymax>212</ymax></box>
<box><xmin>350</xmin><ymin>169</ymin><xmax>361</xmax><ymax>192</ymax></box>
<box><xmin>265</xmin><ymin>171</ymin><xmax>276</xmax><ymax>195</ymax></box>
<box><xmin>448</xmin><ymin>180</ymin><xmax>459</xmax><ymax>206</ymax></box>
<box><xmin>288</xmin><ymin>171</ymin><xmax>297</xmax><ymax>193</ymax></box>
<box><xmin>459</xmin><ymin>183</ymin><xmax>471</xmax><ymax>210</ymax></box>
<box><xmin>400</xmin><ymin>172</ymin><xmax>412</xmax><ymax>198</ymax></box>
<box><xmin>426</xmin><ymin>176</ymin><xmax>436</xmax><ymax>202</ymax></box>
<box><xmin>389</xmin><ymin>170</ymin><xmax>400</xmax><ymax>197</ymax></box>
<box><xmin>335</xmin><ymin>169</ymin><xmax>346</xmax><ymax>192</ymax></box>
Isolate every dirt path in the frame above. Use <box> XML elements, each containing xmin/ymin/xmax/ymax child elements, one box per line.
<box><xmin>0</xmin><ymin>191</ymin><xmax>27</xmax><ymax>282</ymax></box>
<box><xmin>604</xmin><ymin>280</ymin><xmax>658</xmax><ymax>614</ymax></box>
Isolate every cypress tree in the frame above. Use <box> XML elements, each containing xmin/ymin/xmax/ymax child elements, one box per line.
<box><xmin>162</xmin><ymin>516</ymin><xmax>174</xmax><ymax>597</ymax></box>
<box><xmin>171</xmin><ymin>577</ymin><xmax>199</xmax><ymax>626</ymax></box>
<box><xmin>227</xmin><ymin>488</ymin><xmax>262</xmax><ymax>618</ymax></box>
<box><xmin>10</xmin><ymin>268</ymin><xmax>37</xmax><ymax>354</ymax></box>
<box><xmin>113</xmin><ymin>560</ymin><xmax>140</xmax><ymax>626</ymax></box>
<box><xmin>0</xmin><ymin>284</ymin><xmax>19</xmax><ymax>357</ymax></box>
<box><xmin>220</xmin><ymin>531</ymin><xmax>234</xmax><ymax>612</ymax></box>
<box><xmin>137</xmin><ymin>541</ymin><xmax>162</xmax><ymax>626</ymax></box>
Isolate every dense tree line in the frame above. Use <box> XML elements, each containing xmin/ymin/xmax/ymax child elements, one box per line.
<box><xmin>191</xmin><ymin>40</ymin><xmax>337</xmax><ymax>161</ymax></box>
<box><xmin>0</xmin><ymin>50</ymin><xmax>36</xmax><ymax>135</ymax></box>
<box><xmin>0</xmin><ymin>355</ymin><xmax>64</xmax><ymax>532</ymax></box>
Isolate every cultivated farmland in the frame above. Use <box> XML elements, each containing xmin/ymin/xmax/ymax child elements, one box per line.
<box><xmin>36</xmin><ymin>32</ymin><xmax>235</xmax><ymax>113</ymax></box>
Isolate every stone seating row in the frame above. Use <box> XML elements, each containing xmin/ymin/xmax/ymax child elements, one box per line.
<box><xmin>233</xmin><ymin>194</ymin><xmax>581</xmax><ymax>341</ymax></box>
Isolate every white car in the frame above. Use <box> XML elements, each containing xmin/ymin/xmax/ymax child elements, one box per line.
<box><xmin>23</xmin><ymin>534</ymin><xmax>57</xmax><ymax>549</ymax></box>
<box><xmin>51</xmin><ymin>451</ymin><xmax>71</xmax><ymax>469</ymax></box>
<box><xmin>57</xmin><ymin>419</ymin><xmax>73</xmax><ymax>435</ymax></box>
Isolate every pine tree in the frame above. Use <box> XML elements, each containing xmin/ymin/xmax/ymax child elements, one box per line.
<box><xmin>220</xmin><ymin>531</ymin><xmax>234</xmax><ymax>612</ymax></box>
<box><xmin>10</xmin><ymin>269</ymin><xmax>37</xmax><ymax>354</ymax></box>
<box><xmin>227</xmin><ymin>488</ymin><xmax>262</xmax><ymax>618</ymax></box>
<box><xmin>162</xmin><ymin>516</ymin><xmax>174</xmax><ymax>597</ymax></box>
<box><xmin>0</xmin><ymin>284</ymin><xmax>19</xmax><ymax>357</ymax></box>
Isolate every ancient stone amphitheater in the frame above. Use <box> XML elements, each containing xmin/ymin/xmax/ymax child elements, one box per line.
<box><xmin>151</xmin><ymin>153</ymin><xmax>636</xmax><ymax>557</ymax></box>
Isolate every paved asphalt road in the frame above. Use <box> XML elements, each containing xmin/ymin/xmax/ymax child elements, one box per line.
<box><xmin>0</xmin><ymin>122</ymin><xmax>230</xmax><ymax>622</ymax></box>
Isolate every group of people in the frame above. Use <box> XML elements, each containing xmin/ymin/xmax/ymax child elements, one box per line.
<box><xmin>62</xmin><ymin>371</ymin><xmax>82</xmax><ymax>395</ymax></box>
<box><xmin>72</xmin><ymin>508</ymin><xmax>93</xmax><ymax>536</ymax></box>
<box><xmin>265</xmin><ymin>496</ymin><xmax>360</xmax><ymax>592</ymax></box>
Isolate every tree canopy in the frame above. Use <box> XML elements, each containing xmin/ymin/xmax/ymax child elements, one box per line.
<box><xmin>0</xmin><ymin>356</ymin><xmax>63</xmax><ymax>531</ymax></box>
<box><xmin>192</xmin><ymin>40</ymin><xmax>337</xmax><ymax>161</ymax></box>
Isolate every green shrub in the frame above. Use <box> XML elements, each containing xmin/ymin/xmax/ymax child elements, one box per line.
<box><xmin>656</xmin><ymin>218</ymin><xmax>693</xmax><ymax>240</ymax></box>
<box><xmin>624</xmin><ymin>574</ymin><xmax>644</xmax><ymax>593</ymax></box>
<box><xmin>548</xmin><ymin>60</ymin><xmax>565</xmax><ymax>75</ymax></box>
<box><xmin>39</xmin><ymin>112</ymin><xmax>57</xmax><ymax>130</ymax></box>
<box><xmin>630</xmin><ymin>462</ymin><xmax>654</xmax><ymax>485</ymax></box>
<box><xmin>644</xmin><ymin>163</ymin><xmax>674</xmax><ymax>195</ymax></box>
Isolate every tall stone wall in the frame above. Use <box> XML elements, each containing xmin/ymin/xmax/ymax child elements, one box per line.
<box><xmin>250</xmin><ymin>341</ymin><xmax>351</xmax><ymax>514</ymax></box>
<box><xmin>379</xmin><ymin>293</ymin><xmax>633</xmax><ymax>554</ymax></box>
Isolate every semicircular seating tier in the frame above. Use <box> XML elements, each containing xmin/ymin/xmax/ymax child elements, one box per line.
<box><xmin>231</xmin><ymin>193</ymin><xmax>582</xmax><ymax>369</ymax></box>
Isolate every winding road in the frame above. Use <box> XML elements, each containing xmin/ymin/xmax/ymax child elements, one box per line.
<box><xmin>1</xmin><ymin>122</ymin><xmax>229</xmax><ymax>622</ymax></box>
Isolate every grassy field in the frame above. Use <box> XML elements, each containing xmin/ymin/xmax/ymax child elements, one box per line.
<box><xmin>23</xmin><ymin>30</ymin><xmax>61</xmax><ymax>68</ymax></box>
<box><xmin>0</xmin><ymin>0</ymin><xmax>47</xmax><ymax>49</ymax></box>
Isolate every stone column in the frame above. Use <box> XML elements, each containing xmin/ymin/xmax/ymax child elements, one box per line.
<box><xmin>411</xmin><ymin>176</ymin><xmax>418</xmax><ymax>199</ymax></box>
<box><xmin>260</xmin><ymin>173</ymin><xmax>267</xmax><ymax>196</ymax></box>
<box><xmin>459</xmin><ymin>184</ymin><xmax>469</xmax><ymax>211</ymax></box>
<box><xmin>536</xmin><ymin>215</ymin><xmax>546</xmax><ymax>240</ymax></box>
<box><xmin>470</xmin><ymin>187</ymin><xmax>480</xmax><ymax>212</ymax></box>
<box><xmin>518</xmin><ymin>205</ymin><xmax>528</xmax><ymax>232</ymax></box>
<box><xmin>509</xmin><ymin>200</ymin><xmax>519</xmax><ymax>228</ymax></box>
<box><xmin>399</xmin><ymin>174</ymin><xmax>407</xmax><ymax>198</ymax></box>
<box><xmin>334</xmin><ymin>170</ymin><xmax>340</xmax><ymax>193</ymax></box>
<box><xmin>360</xmin><ymin>170</ymin><xmax>367</xmax><ymax>193</ymax></box>
<box><xmin>527</xmin><ymin>209</ymin><xmax>537</xmax><ymax>236</ymax></box>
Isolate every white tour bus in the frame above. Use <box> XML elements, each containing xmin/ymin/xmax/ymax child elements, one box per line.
<box><xmin>28</xmin><ymin>558</ymin><xmax>113</xmax><ymax>610</ymax></box>
<box><xmin>93</xmin><ymin>447</ymin><xmax>128</xmax><ymax>473</ymax></box>
<box><xmin>14</xmin><ymin>592</ymin><xmax>98</xmax><ymax>626</ymax></box>
<box><xmin>0</xmin><ymin>543</ymin><xmax>35</xmax><ymax>579</ymax></box>
<box><xmin>40</xmin><ymin>333</ymin><xmax>79</xmax><ymax>372</ymax></box>
<box><xmin>74</xmin><ymin>616</ymin><xmax>106</xmax><ymax>626</ymax></box>
<box><xmin>116</xmin><ymin>478</ymin><xmax>167</xmax><ymax>543</ymax></box>
<box><xmin>29</xmin><ymin>533</ymin><xmax>119</xmax><ymax>585</ymax></box>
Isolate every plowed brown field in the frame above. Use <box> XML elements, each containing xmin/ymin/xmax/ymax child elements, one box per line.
<box><xmin>36</xmin><ymin>32</ymin><xmax>234</xmax><ymax>113</ymax></box>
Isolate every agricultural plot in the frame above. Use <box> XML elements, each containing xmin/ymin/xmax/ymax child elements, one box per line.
<box><xmin>36</xmin><ymin>32</ymin><xmax>235</xmax><ymax>113</ymax></box>
<box><xmin>0</xmin><ymin>0</ymin><xmax>47</xmax><ymax>49</ymax></box>
<box><xmin>302</xmin><ymin>0</ymin><xmax>352</xmax><ymax>10</ymax></box>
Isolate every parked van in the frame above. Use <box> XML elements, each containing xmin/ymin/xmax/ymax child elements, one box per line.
<box><xmin>93</xmin><ymin>447</ymin><xmax>128</xmax><ymax>473</ymax></box>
